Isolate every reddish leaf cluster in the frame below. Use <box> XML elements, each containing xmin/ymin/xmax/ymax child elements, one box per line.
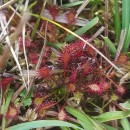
<box><xmin>66</xmin><ymin>10</ymin><xmax>76</xmax><ymax>24</ymax></box>
<box><xmin>32</xmin><ymin>92</ymin><xmax>55</xmax><ymax>117</ymax></box>
<box><xmin>87</xmin><ymin>83</ymin><xmax>102</xmax><ymax>95</ymax></box>
<box><xmin>83</xmin><ymin>80</ymin><xmax>111</xmax><ymax>95</ymax></box>
<box><xmin>5</xmin><ymin>103</ymin><xmax>18</xmax><ymax>119</ymax></box>
<box><xmin>116</xmin><ymin>86</ymin><xmax>126</xmax><ymax>96</ymax></box>
<box><xmin>37</xmin><ymin>67</ymin><xmax>52</xmax><ymax>79</ymax></box>
<box><xmin>117</xmin><ymin>54</ymin><xmax>129</xmax><ymax>64</ymax></box>
<box><xmin>47</xmin><ymin>5</ymin><xmax>76</xmax><ymax>25</ymax></box>
<box><xmin>19</xmin><ymin>36</ymin><xmax>37</xmax><ymax>50</ymax></box>
<box><xmin>48</xmin><ymin>5</ymin><xmax>58</xmax><ymax>20</ymax></box>
<box><xmin>19</xmin><ymin>36</ymin><xmax>51</xmax><ymax>66</ymax></box>
<box><xmin>28</xmin><ymin>52</ymin><xmax>39</xmax><ymax>64</ymax></box>
<box><xmin>0</xmin><ymin>77</ymin><xmax>13</xmax><ymax>90</ymax></box>
<box><xmin>41</xmin><ymin>22</ymin><xmax>57</xmax><ymax>42</ymax></box>
<box><xmin>59</xmin><ymin>40</ymin><xmax>96</xmax><ymax>73</ymax></box>
<box><xmin>67</xmin><ymin>83</ymin><xmax>76</xmax><ymax>93</ymax></box>
<box><xmin>58</xmin><ymin>109</ymin><xmax>67</xmax><ymax>121</ymax></box>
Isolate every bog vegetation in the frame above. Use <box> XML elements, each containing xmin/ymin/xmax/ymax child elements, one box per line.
<box><xmin>0</xmin><ymin>0</ymin><xmax>130</xmax><ymax>130</ymax></box>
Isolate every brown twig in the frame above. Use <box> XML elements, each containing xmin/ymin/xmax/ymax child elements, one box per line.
<box><xmin>89</xmin><ymin>26</ymin><xmax>105</xmax><ymax>42</ymax></box>
<box><xmin>115</xmin><ymin>30</ymin><xmax>126</xmax><ymax>61</ymax></box>
<box><xmin>109</xmin><ymin>103</ymin><xmax>118</xmax><ymax>130</ymax></box>
<box><xmin>75</xmin><ymin>0</ymin><xmax>90</xmax><ymax>18</ymax></box>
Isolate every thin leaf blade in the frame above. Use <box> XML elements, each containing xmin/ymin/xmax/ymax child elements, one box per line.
<box><xmin>120</xmin><ymin>118</ymin><xmax>130</xmax><ymax>130</ymax></box>
<box><xmin>5</xmin><ymin>120</ymin><xmax>84</xmax><ymax>130</ymax></box>
<box><xmin>94</xmin><ymin>111</ymin><xmax>130</xmax><ymax>122</ymax></box>
<box><xmin>64</xmin><ymin>17</ymin><xmax>99</xmax><ymax>42</ymax></box>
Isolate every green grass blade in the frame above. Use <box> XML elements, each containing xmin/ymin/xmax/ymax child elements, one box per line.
<box><xmin>120</xmin><ymin>118</ymin><xmax>130</xmax><ymax>130</ymax></box>
<box><xmin>114</xmin><ymin>0</ymin><xmax>121</xmax><ymax>42</ymax></box>
<box><xmin>28</xmin><ymin>1</ymin><xmax>37</xmax><ymax>10</ymax></box>
<box><xmin>3</xmin><ymin>89</ymin><xmax>14</xmax><ymax>113</ymax></box>
<box><xmin>66</xmin><ymin>106</ymin><xmax>104</xmax><ymax>130</ymax></box>
<box><xmin>89</xmin><ymin>0</ymin><xmax>102</xmax><ymax>5</ymax></box>
<box><xmin>94</xmin><ymin>111</ymin><xmax>130</xmax><ymax>122</ymax></box>
<box><xmin>62</xmin><ymin>1</ymin><xmax>84</xmax><ymax>8</ymax></box>
<box><xmin>122</xmin><ymin>25</ymin><xmax>130</xmax><ymax>52</ymax></box>
<box><xmin>47</xmin><ymin>42</ymin><xmax>65</xmax><ymax>50</ymax></box>
<box><xmin>122</xmin><ymin>0</ymin><xmax>130</xmax><ymax>52</ymax></box>
<box><xmin>31</xmin><ymin>14</ymin><xmax>41</xmax><ymax>39</ymax></box>
<box><xmin>64</xmin><ymin>17</ymin><xmax>99</xmax><ymax>42</ymax></box>
<box><xmin>119</xmin><ymin>99</ymin><xmax>130</xmax><ymax>110</ymax></box>
<box><xmin>60</xmin><ymin>127</ymin><xmax>71</xmax><ymax>130</ymax></box>
<box><xmin>31</xmin><ymin>15</ymin><xmax>41</xmax><ymax>39</ymax></box>
<box><xmin>66</xmin><ymin>106</ymin><xmax>94</xmax><ymax>126</ymax></box>
<box><xmin>0</xmin><ymin>44</ymin><xmax>3</xmax><ymax>55</ymax></box>
<box><xmin>62</xmin><ymin>0</ymin><xmax>102</xmax><ymax>7</ymax></box>
<box><xmin>122</xmin><ymin>0</ymin><xmax>130</xmax><ymax>30</ymax></box>
<box><xmin>101</xmin><ymin>123</ymin><xmax>117</xmax><ymax>130</ymax></box>
<box><xmin>5</xmin><ymin>120</ymin><xmax>84</xmax><ymax>130</ymax></box>
<box><xmin>31</xmin><ymin>0</ymin><xmax>47</xmax><ymax>39</ymax></box>
<box><xmin>101</xmin><ymin>35</ymin><xmax>116</xmax><ymax>55</ymax></box>
<box><xmin>78</xmin><ymin>120</ymin><xmax>94</xmax><ymax>130</ymax></box>
<box><xmin>2</xmin><ymin>89</ymin><xmax>14</xmax><ymax>130</ymax></box>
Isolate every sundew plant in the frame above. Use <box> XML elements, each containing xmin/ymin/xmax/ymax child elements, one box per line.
<box><xmin>0</xmin><ymin>0</ymin><xmax>130</xmax><ymax>130</ymax></box>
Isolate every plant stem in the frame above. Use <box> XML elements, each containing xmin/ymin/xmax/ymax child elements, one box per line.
<box><xmin>0</xmin><ymin>0</ymin><xmax>17</xmax><ymax>10</ymax></box>
<box><xmin>86</xmin><ymin>99</ymin><xmax>102</xmax><ymax>113</ymax></box>
<box><xmin>31</xmin><ymin>0</ymin><xmax>47</xmax><ymax>39</ymax></box>
<box><xmin>102</xmin><ymin>99</ymin><xmax>112</xmax><ymax>110</ymax></box>
<box><xmin>2</xmin><ymin>89</ymin><xmax>14</xmax><ymax>130</ymax></box>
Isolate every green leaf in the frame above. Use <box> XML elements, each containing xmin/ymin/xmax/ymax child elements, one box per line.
<box><xmin>5</xmin><ymin>120</ymin><xmax>84</xmax><ymax>130</ymax></box>
<box><xmin>122</xmin><ymin>0</ymin><xmax>130</xmax><ymax>30</ymax></box>
<box><xmin>62</xmin><ymin>1</ymin><xmax>84</xmax><ymax>8</ymax></box>
<box><xmin>89</xmin><ymin>0</ymin><xmax>102</xmax><ymax>5</ymax></box>
<box><xmin>78</xmin><ymin>120</ymin><xmax>94</xmax><ymax>130</ymax></box>
<box><xmin>120</xmin><ymin>118</ymin><xmax>130</xmax><ymax>130</ymax></box>
<box><xmin>31</xmin><ymin>14</ymin><xmax>41</xmax><ymax>39</ymax></box>
<box><xmin>28</xmin><ymin>1</ymin><xmax>37</xmax><ymax>10</ymax></box>
<box><xmin>19</xmin><ymin>88</ymin><xmax>33</xmax><ymax>107</ymax></box>
<box><xmin>2</xmin><ymin>89</ymin><xmax>14</xmax><ymax>130</ymax></box>
<box><xmin>31</xmin><ymin>0</ymin><xmax>47</xmax><ymax>39</ymax></box>
<box><xmin>119</xmin><ymin>100</ymin><xmax>130</xmax><ymax>110</ymax></box>
<box><xmin>19</xmin><ymin>89</ymin><xmax>27</xmax><ymax>97</ymax></box>
<box><xmin>4</xmin><ymin>89</ymin><xmax>14</xmax><ymax>113</ymax></box>
<box><xmin>64</xmin><ymin>17</ymin><xmax>99</xmax><ymax>42</ymax></box>
<box><xmin>62</xmin><ymin>0</ymin><xmax>102</xmax><ymax>8</ymax></box>
<box><xmin>101</xmin><ymin>123</ymin><xmax>117</xmax><ymax>130</ymax></box>
<box><xmin>66</xmin><ymin>106</ymin><xmax>93</xmax><ymax>126</ymax></box>
<box><xmin>114</xmin><ymin>0</ymin><xmax>121</xmax><ymax>42</ymax></box>
<box><xmin>47</xmin><ymin>42</ymin><xmax>65</xmax><ymax>50</ymax></box>
<box><xmin>60</xmin><ymin>127</ymin><xmax>71</xmax><ymax>130</ymax></box>
<box><xmin>101</xmin><ymin>35</ymin><xmax>116</xmax><ymax>55</ymax></box>
<box><xmin>20</xmin><ymin>88</ymin><xmax>33</xmax><ymax>99</ymax></box>
<box><xmin>122</xmin><ymin>25</ymin><xmax>130</xmax><ymax>52</ymax></box>
<box><xmin>94</xmin><ymin>111</ymin><xmax>130</xmax><ymax>122</ymax></box>
<box><xmin>66</xmin><ymin>106</ymin><xmax>104</xmax><ymax>130</ymax></box>
<box><xmin>23</xmin><ymin>98</ymin><xmax>32</xmax><ymax>107</ymax></box>
<box><xmin>122</xmin><ymin>0</ymin><xmax>130</xmax><ymax>52</ymax></box>
<box><xmin>0</xmin><ymin>44</ymin><xmax>3</xmax><ymax>55</ymax></box>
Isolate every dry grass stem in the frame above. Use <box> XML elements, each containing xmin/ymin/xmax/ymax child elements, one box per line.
<box><xmin>75</xmin><ymin>0</ymin><xmax>90</xmax><ymax>18</ymax></box>
<box><xmin>89</xmin><ymin>26</ymin><xmax>105</xmax><ymax>42</ymax></box>
<box><xmin>0</xmin><ymin>0</ymin><xmax>17</xmax><ymax>10</ymax></box>
<box><xmin>9</xmin><ymin>6</ymin><xmax>45</xmax><ymax>39</ymax></box>
<box><xmin>115</xmin><ymin>30</ymin><xmax>126</xmax><ymax>61</ymax></box>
